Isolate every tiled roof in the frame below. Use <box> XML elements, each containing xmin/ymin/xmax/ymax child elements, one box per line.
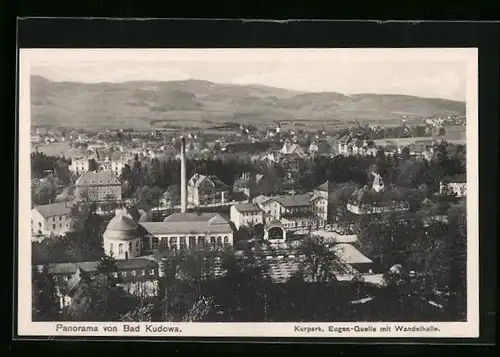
<box><xmin>266</xmin><ymin>194</ymin><xmax>311</xmax><ymax>207</ymax></box>
<box><xmin>140</xmin><ymin>212</ymin><xmax>233</xmax><ymax>235</ymax></box>
<box><xmin>232</xmin><ymin>203</ymin><xmax>261</xmax><ymax>212</ymax></box>
<box><xmin>33</xmin><ymin>202</ymin><xmax>73</xmax><ymax>218</ymax></box>
<box><xmin>188</xmin><ymin>174</ymin><xmax>229</xmax><ymax>190</ymax></box>
<box><xmin>75</xmin><ymin>171</ymin><xmax>121</xmax><ymax>186</ymax></box>
<box><xmin>315</xmin><ymin>180</ymin><xmax>335</xmax><ymax>193</ymax></box>
<box><xmin>330</xmin><ymin>244</ymin><xmax>373</xmax><ymax>264</ymax></box>
<box><xmin>38</xmin><ymin>259</ymin><xmax>158</xmax><ymax>276</ymax></box>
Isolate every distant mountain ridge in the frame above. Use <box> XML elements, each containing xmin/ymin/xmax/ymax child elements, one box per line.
<box><xmin>30</xmin><ymin>75</ymin><xmax>466</xmax><ymax>129</ymax></box>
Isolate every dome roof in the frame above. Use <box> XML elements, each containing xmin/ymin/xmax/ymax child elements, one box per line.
<box><xmin>103</xmin><ymin>212</ymin><xmax>139</xmax><ymax>241</ymax></box>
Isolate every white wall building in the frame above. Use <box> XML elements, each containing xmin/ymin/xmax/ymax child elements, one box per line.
<box><xmin>70</xmin><ymin>157</ymin><xmax>90</xmax><ymax>176</ymax></box>
<box><xmin>230</xmin><ymin>203</ymin><xmax>264</xmax><ymax>230</ymax></box>
<box><xmin>31</xmin><ymin>202</ymin><xmax>73</xmax><ymax>237</ymax></box>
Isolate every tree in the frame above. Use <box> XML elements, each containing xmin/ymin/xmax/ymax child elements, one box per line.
<box><xmin>88</xmin><ymin>158</ymin><xmax>98</xmax><ymax>172</ymax></box>
<box><xmin>295</xmin><ymin>235</ymin><xmax>343</xmax><ymax>283</ymax></box>
<box><xmin>32</xmin><ymin>265</ymin><xmax>60</xmax><ymax>321</ymax></box>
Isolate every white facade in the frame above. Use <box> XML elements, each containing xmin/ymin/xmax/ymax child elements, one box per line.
<box><xmin>31</xmin><ymin>207</ymin><xmax>72</xmax><ymax>237</ymax></box>
<box><xmin>141</xmin><ymin>230</ymin><xmax>234</xmax><ymax>253</ymax></box>
<box><xmin>346</xmin><ymin>202</ymin><xmax>410</xmax><ymax>215</ymax></box>
<box><xmin>104</xmin><ymin>237</ymin><xmax>142</xmax><ymax>260</ymax></box>
<box><xmin>70</xmin><ymin>157</ymin><xmax>89</xmax><ymax>176</ymax></box>
<box><xmin>310</xmin><ymin>196</ymin><xmax>328</xmax><ymax>222</ymax></box>
<box><xmin>230</xmin><ymin>204</ymin><xmax>264</xmax><ymax>230</ymax></box>
<box><xmin>111</xmin><ymin>160</ymin><xmax>127</xmax><ymax>175</ymax></box>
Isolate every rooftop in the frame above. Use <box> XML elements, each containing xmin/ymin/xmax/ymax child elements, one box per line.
<box><xmin>264</xmin><ymin>194</ymin><xmax>311</xmax><ymax>208</ymax></box>
<box><xmin>33</xmin><ymin>202</ymin><xmax>73</xmax><ymax>218</ymax></box>
<box><xmin>330</xmin><ymin>244</ymin><xmax>373</xmax><ymax>265</ymax></box>
<box><xmin>37</xmin><ymin>259</ymin><xmax>158</xmax><ymax>275</ymax></box>
<box><xmin>75</xmin><ymin>171</ymin><xmax>121</xmax><ymax>186</ymax></box>
<box><xmin>140</xmin><ymin>212</ymin><xmax>233</xmax><ymax>235</ymax></box>
<box><xmin>232</xmin><ymin>203</ymin><xmax>262</xmax><ymax>212</ymax></box>
<box><xmin>315</xmin><ymin>180</ymin><xmax>336</xmax><ymax>193</ymax></box>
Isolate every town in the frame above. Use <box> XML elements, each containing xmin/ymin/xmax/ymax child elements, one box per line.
<box><xmin>31</xmin><ymin>116</ymin><xmax>467</xmax><ymax>323</ymax></box>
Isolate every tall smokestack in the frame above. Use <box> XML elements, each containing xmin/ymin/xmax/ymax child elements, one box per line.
<box><xmin>180</xmin><ymin>137</ymin><xmax>187</xmax><ymax>213</ymax></box>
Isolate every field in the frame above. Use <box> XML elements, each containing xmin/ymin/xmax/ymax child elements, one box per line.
<box><xmin>32</xmin><ymin>142</ymin><xmax>73</xmax><ymax>157</ymax></box>
<box><xmin>374</xmin><ymin>125</ymin><xmax>466</xmax><ymax>147</ymax></box>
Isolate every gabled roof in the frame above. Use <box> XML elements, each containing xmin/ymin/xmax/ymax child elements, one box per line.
<box><xmin>232</xmin><ymin>203</ymin><xmax>262</xmax><ymax>212</ymax></box>
<box><xmin>315</xmin><ymin>180</ymin><xmax>336</xmax><ymax>193</ymax></box>
<box><xmin>330</xmin><ymin>243</ymin><xmax>373</xmax><ymax>264</ymax></box>
<box><xmin>264</xmin><ymin>194</ymin><xmax>311</xmax><ymax>208</ymax></box>
<box><xmin>75</xmin><ymin>171</ymin><xmax>121</xmax><ymax>186</ymax></box>
<box><xmin>33</xmin><ymin>202</ymin><xmax>73</xmax><ymax>218</ymax></box>
<box><xmin>141</xmin><ymin>212</ymin><xmax>233</xmax><ymax>235</ymax></box>
<box><xmin>188</xmin><ymin>173</ymin><xmax>229</xmax><ymax>190</ymax></box>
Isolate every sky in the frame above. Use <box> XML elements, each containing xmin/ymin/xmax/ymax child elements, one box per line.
<box><xmin>28</xmin><ymin>49</ymin><xmax>469</xmax><ymax>101</ymax></box>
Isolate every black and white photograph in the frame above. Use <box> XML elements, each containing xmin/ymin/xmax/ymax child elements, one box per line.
<box><xmin>18</xmin><ymin>48</ymin><xmax>478</xmax><ymax>338</ymax></box>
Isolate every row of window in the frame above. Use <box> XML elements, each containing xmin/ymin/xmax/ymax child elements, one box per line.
<box><xmin>56</xmin><ymin>269</ymin><xmax>156</xmax><ymax>282</ymax></box>
<box><xmin>110</xmin><ymin>241</ymin><xmax>140</xmax><ymax>255</ymax></box>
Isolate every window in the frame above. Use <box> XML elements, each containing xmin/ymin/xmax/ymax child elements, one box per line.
<box><xmin>210</xmin><ymin>237</ymin><xmax>216</xmax><ymax>246</ymax></box>
<box><xmin>135</xmin><ymin>241</ymin><xmax>140</xmax><ymax>253</ymax></box>
<box><xmin>59</xmin><ymin>224</ymin><xmax>62</xmax><ymax>228</ymax></box>
<box><xmin>109</xmin><ymin>243</ymin><xmax>114</xmax><ymax>253</ymax></box>
<box><xmin>189</xmin><ymin>236</ymin><xmax>196</xmax><ymax>248</ymax></box>
<box><xmin>217</xmin><ymin>236</ymin><xmax>222</xmax><ymax>246</ymax></box>
<box><xmin>170</xmin><ymin>237</ymin><xmax>178</xmax><ymax>245</ymax></box>
<box><xmin>52</xmin><ymin>224</ymin><xmax>56</xmax><ymax>229</ymax></box>
<box><xmin>38</xmin><ymin>222</ymin><xmax>42</xmax><ymax>227</ymax></box>
<box><xmin>52</xmin><ymin>217</ymin><xmax>55</xmax><ymax>222</ymax></box>
<box><xmin>197</xmin><ymin>236</ymin><xmax>205</xmax><ymax>246</ymax></box>
<box><xmin>180</xmin><ymin>237</ymin><xmax>186</xmax><ymax>249</ymax></box>
<box><xmin>59</xmin><ymin>216</ymin><xmax>62</xmax><ymax>221</ymax></box>
<box><xmin>223</xmin><ymin>236</ymin><xmax>229</xmax><ymax>245</ymax></box>
<box><xmin>118</xmin><ymin>243</ymin><xmax>123</xmax><ymax>254</ymax></box>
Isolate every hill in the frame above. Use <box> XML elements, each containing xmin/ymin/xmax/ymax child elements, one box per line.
<box><xmin>30</xmin><ymin>75</ymin><xmax>466</xmax><ymax>130</ymax></box>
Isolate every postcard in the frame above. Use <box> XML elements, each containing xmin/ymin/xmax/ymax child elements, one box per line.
<box><xmin>18</xmin><ymin>48</ymin><xmax>478</xmax><ymax>338</ymax></box>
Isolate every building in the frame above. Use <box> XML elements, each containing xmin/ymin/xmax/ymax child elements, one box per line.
<box><xmin>258</xmin><ymin>194</ymin><xmax>311</xmax><ymax>221</ymax></box>
<box><xmin>139</xmin><ymin>212</ymin><xmax>234</xmax><ymax>253</ymax></box>
<box><xmin>70</xmin><ymin>157</ymin><xmax>90</xmax><ymax>176</ymax></box>
<box><xmin>103</xmin><ymin>208</ymin><xmax>143</xmax><ymax>260</ymax></box>
<box><xmin>187</xmin><ymin>173</ymin><xmax>231</xmax><ymax>206</ymax></box>
<box><xmin>232</xmin><ymin>172</ymin><xmax>277</xmax><ymax>199</ymax></box>
<box><xmin>35</xmin><ymin>259</ymin><xmax>160</xmax><ymax>309</ymax></box>
<box><xmin>310</xmin><ymin>180</ymin><xmax>337</xmax><ymax>222</ymax></box>
<box><xmin>230</xmin><ymin>203</ymin><xmax>264</xmax><ymax>230</ymax></box>
<box><xmin>440</xmin><ymin>174</ymin><xmax>466</xmax><ymax>198</ymax></box>
<box><xmin>31</xmin><ymin>202</ymin><xmax>73</xmax><ymax>237</ymax></box>
<box><xmin>347</xmin><ymin>174</ymin><xmax>409</xmax><ymax>215</ymax></box>
<box><xmin>74</xmin><ymin>171</ymin><xmax>122</xmax><ymax>202</ymax></box>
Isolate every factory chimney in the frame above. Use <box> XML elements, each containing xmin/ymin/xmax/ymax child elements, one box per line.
<box><xmin>180</xmin><ymin>137</ymin><xmax>187</xmax><ymax>213</ymax></box>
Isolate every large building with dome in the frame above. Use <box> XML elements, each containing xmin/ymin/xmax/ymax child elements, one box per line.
<box><xmin>103</xmin><ymin>207</ymin><xmax>235</xmax><ymax>259</ymax></box>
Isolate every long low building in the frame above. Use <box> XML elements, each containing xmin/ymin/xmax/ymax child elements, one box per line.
<box><xmin>34</xmin><ymin>258</ymin><xmax>160</xmax><ymax>309</ymax></box>
<box><xmin>102</xmin><ymin>208</ymin><xmax>235</xmax><ymax>259</ymax></box>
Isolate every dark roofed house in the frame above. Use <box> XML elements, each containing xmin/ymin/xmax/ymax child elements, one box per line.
<box><xmin>233</xmin><ymin>171</ymin><xmax>278</xmax><ymax>200</ymax></box>
<box><xmin>75</xmin><ymin>171</ymin><xmax>122</xmax><ymax>202</ymax></box>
